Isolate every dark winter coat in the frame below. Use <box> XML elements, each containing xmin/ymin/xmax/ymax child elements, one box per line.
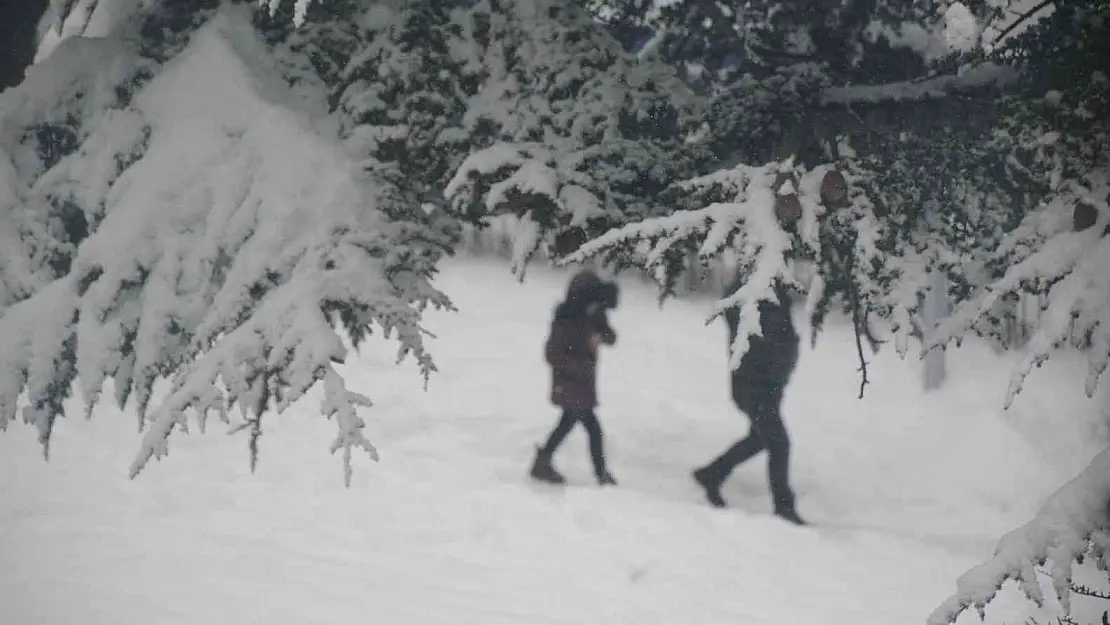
<box><xmin>545</xmin><ymin>270</ymin><xmax>618</xmax><ymax>410</ymax></box>
<box><xmin>724</xmin><ymin>276</ymin><xmax>800</xmax><ymax>411</ymax></box>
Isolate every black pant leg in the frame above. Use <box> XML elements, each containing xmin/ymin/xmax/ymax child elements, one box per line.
<box><xmin>748</xmin><ymin>398</ymin><xmax>795</xmax><ymax>512</ymax></box>
<box><xmin>575</xmin><ymin>409</ymin><xmax>608</xmax><ymax>477</ymax></box>
<box><xmin>701</xmin><ymin>424</ymin><xmax>765</xmax><ymax>484</ymax></box>
<box><xmin>540</xmin><ymin>409</ymin><xmax>577</xmax><ymax>456</ymax></box>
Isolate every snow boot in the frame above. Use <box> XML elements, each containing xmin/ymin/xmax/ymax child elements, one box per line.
<box><xmin>693</xmin><ymin>467</ymin><xmax>727</xmax><ymax>508</ymax></box>
<box><xmin>774</xmin><ymin>507</ymin><xmax>808</xmax><ymax>526</ymax></box>
<box><xmin>596</xmin><ymin>470</ymin><xmax>618</xmax><ymax>486</ymax></box>
<box><xmin>530</xmin><ymin>447</ymin><xmax>565</xmax><ymax>484</ymax></box>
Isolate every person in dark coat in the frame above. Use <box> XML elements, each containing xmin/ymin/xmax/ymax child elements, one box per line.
<box><xmin>692</xmin><ymin>273</ymin><xmax>807</xmax><ymax>525</ymax></box>
<box><xmin>530</xmin><ymin>269</ymin><xmax>619</xmax><ymax>486</ymax></box>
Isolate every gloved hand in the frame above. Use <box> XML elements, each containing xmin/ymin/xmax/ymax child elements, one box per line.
<box><xmin>589</xmin><ymin>333</ymin><xmax>602</xmax><ymax>354</ymax></box>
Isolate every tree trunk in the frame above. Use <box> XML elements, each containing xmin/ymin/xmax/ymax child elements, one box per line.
<box><xmin>923</xmin><ymin>270</ymin><xmax>949</xmax><ymax>391</ymax></box>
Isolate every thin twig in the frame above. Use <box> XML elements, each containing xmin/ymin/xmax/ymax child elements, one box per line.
<box><xmin>850</xmin><ymin>279</ymin><xmax>871</xmax><ymax>399</ymax></box>
<box><xmin>992</xmin><ymin>0</ymin><xmax>1054</xmax><ymax>45</ymax></box>
<box><xmin>862</xmin><ymin>303</ymin><xmax>884</xmax><ymax>354</ymax></box>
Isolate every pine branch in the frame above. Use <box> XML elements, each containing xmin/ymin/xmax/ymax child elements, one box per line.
<box><xmin>1069</xmin><ymin>583</ymin><xmax>1110</xmax><ymax>601</ymax></box>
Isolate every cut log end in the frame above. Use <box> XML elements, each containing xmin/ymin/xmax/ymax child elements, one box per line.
<box><xmin>776</xmin><ymin>194</ymin><xmax>803</xmax><ymax>226</ymax></box>
<box><xmin>820</xmin><ymin>169</ymin><xmax>848</xmax><ymax>208</ymax></box>
<box><xmin>1073</xmin><ymin>201</ymin><xmax>1099</xmax><ymax>232</ymax></box>
<box><xmin>551</xmin><ymin>227</ymin><xmax>588</xmax><ymax>258</ymax></box>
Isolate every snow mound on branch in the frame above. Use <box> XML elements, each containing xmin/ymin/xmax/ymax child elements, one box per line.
<box><xmin>0</xmin><ymin>4</ymin><xmax>449</xmax><ymax>484</ymax></box>
<box><xmin>446</xmin><ymin>142</ymin><xmax>607</xmax><ymax>277</ymax></box>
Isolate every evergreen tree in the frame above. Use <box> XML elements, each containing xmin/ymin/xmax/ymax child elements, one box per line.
<box><xmin>443</xmin><ymin>0</ymin><xmax>708</xmax><ymax>277</ymax></box>
<box><xmin>580</xmin><ymin>3</ymin><xmax>1109</xmax><ymax>622</ymax></box>
<box><xmin>576</xmin><ymin>0</ymin><xmax>1106</xmax><ymax>410</ymax></box>
<box><xmin>0</xmin><ymin>1</ymin><xmax>455</xmax><ymax>484</ymax></box>
<box><xmin>929</xmin><ymin>6</ymin><xmax>1110</xmax><ymax>621</ymax></box>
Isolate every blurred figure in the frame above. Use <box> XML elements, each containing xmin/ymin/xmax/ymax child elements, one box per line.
<box><xmin>530</xmin><ymin>269</ymin><xmax>620</xmax><ymax>486</ymax></box>
<box><xmin>692</xmin><ymin>273</ymin><xmax>807</xmax><ymax>525</ymax></box>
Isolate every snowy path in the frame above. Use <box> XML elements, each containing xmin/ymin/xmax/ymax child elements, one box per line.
<box><xmin>1</xmin><ymin>258</ymin><xmax>1103</xmax><ymax>625</ymax></box>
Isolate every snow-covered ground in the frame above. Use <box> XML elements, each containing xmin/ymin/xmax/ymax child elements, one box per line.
<box><xmin>1</xmin><ymin>257</ymin><xmax>1106</xmax><ymax>625</ymax></box>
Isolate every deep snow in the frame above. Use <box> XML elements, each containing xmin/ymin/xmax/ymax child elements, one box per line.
<box><xmin>1</xmin><ymin>257</ymin><xmax>1106</xmax><ymax>625</ymax></box>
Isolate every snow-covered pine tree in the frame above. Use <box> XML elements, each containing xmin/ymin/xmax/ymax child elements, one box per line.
<box><xmin>928</xmin><ymin>3</ymin><xmax>1110</xmax><ymax>622</ymax></box>
<box><xmin>38</xmin><ymin>0</ymin><xmax>321</xmax><ymax>41</ymax></box>
<box><xmin>259</xmin><ymin>0</ymin><xmax>475</xmax><ymax>345</ymax></box>
<box><xmin>590</xmin><ymin>1</ymin><xmax>1109</xmax><ymax>621</ymax></box>
<box><xmin>586</xmin><ymin>0</ymin><xmax>991</xmax><ymax>164</ymax></box>
<box><xmin>318</xmin><ymin>1</ymin><xmax>481</xmax><ymax>204</ymax></box>
<box><xmin>566</xmin><ymin>0</ymin><xmax>1014</xmax><ymax>390</ymax></box>
<box><xmin>0</xmin><ymin>1</ymin><xmax>455</xmax><ymax>484</ymax></box>
<box><xmin>443</xmin><ymin>0</ymin><xmax>708</xmax><ymax>279</ymax></box>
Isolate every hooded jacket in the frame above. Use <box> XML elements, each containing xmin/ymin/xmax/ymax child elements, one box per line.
<box><xmin>544</xmin><ymin>270</ymin><xmax>618</xmax><ymax>409</ymax></box>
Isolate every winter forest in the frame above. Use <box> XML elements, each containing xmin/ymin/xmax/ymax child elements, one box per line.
<box><xmin>0</xmin><ymin>0</ymin><xmax>1108</xmax><ymax>623</ymax></box>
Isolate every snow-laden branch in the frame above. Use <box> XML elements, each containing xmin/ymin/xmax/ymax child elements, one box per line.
<box><xmin>564</xmin><ymin>161</ymin><xmax>829</xmax><ymax>370</ymax></box>
<box><xmin>928</xmin><ymin>446</ymin><xmax>1110</xmax><ymax>625</ymax></box>
<box><xmin>1</xmin><ymin>32</ymin><xmax>152</xmax><ymax>312</ymax></box>
<box><xmin>0</xmin><ymin>5</ymin><xmax>451</xmax><ymax>483</ymax></box>
<box><xmin>928</xmin><ymin>184</ymin><xmax>1110</xmax><ymax>407</ymax></box>
<box><xmin>0</xmin><ymin>278</ymin><xmax>79</xmax><ymax>458</ymax></box>
<box><xmin>445</xmin><ymin>141</ymin><xmax>608</xmax><ymax>278</ymax></box>
<box><xmin>129</xmin><ymin>254</ymin><xmax>398</xmax><ymax>484</ymax></box>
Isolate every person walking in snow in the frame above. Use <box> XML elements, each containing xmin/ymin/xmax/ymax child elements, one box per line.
<box><xmin>530</xmin><ymin>269</ymin><xmax>620</xmax><ymax>486</ymax></box>
<box><xmin>692</xmin><ymin>272</ymin><xmax>807</xmax><ymax>525</ymax></box>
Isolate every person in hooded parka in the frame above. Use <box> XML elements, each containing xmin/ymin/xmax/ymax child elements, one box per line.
<box><xmin>692</xmin><ymin>272</ymin><xmax>807</xmax><ymax>525</ymax></box>
<box><xmin>530</xmin><ymin>269</ymin><xmax>620</xmax><ymax>486</ymax></box>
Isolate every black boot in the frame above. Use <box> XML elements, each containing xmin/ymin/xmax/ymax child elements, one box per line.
<box><xmin>530</xmin><ymin>446</ymin><xmax>565</xmax><ymax>484</ymax></box>
<box><xmin>596</xmin><ymin>470</ymin><xmax>617</xmax><ymax>486</ymax></box>
<box><xmin>693</xmin><ymin>467</ymin><xmax>727</xmax><ymax>508</ymax></box>
<box><xmin>774</xmin><ymin>506</ymin><xmax>808</xmax><ymax>526</ymax></box>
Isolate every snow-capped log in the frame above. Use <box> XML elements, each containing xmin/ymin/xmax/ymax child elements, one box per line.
<box><xmin>1074</xmin><ymin>201</ymin><xmax>1110</xmax><ymax>237</ymax></box>
<box><xmin>0</xmin><ymin>5</ymin><xmax>453</xmax><ymax>484</ymax></box>
<box><xmin>771</xmin><ymin>171</ymin><xmax>804</xmax><ymax>225</ymax></box>
<box><xmin>928</xmin><ymin>446</ymin><xmax>1110</xmax><ymax>625</ymax></box>
<box><xmin>819</xmin><ymin>169</ymin><xmax>849</xmax><ymax>209</ymax></box>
